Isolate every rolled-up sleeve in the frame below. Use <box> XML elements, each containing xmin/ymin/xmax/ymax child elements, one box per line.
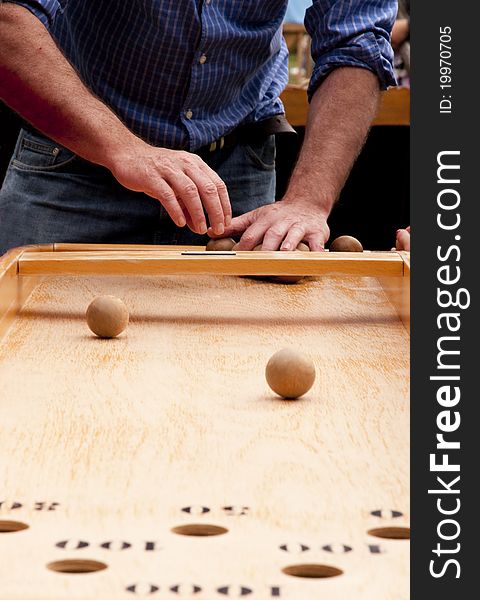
<box><xmin>305</xmin><ymin>0</ymin><xmax>397</xmax><ymax>99</ymax></box>
<box><xmin>0</xmin><ymin>0</ymin><xmax>63</xmax><ymax>29</ymax></box>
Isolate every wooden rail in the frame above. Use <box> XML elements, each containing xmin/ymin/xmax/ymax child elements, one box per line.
<box><xmin>17</xmin><ymin>250</ymin><xmax>405</xmax><ymax>277</ymax></box>
<box><xmin>281</xmin><ymin>86</ymin><xmax>410</xmax><ymax>127</ymax></box>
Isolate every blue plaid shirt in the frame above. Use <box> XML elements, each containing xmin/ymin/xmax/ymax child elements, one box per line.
<box><xmin>3</xmin><ymin>0</ymin><xmax>396</xmax><ymax>151</ymax></box>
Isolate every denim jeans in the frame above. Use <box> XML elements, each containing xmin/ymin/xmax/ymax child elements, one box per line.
<box><xmin>0</xmin><ymin>128</ymin><xmax>276</xmax><ymax>254</ymax></box>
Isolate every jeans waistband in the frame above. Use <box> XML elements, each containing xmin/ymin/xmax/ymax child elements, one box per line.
<box><xmin>21</xmin><ymin>114</ymin><xmax>297</xmax><ymax>160</ymax></box>
<box><xmin>194</xmin><ymin>114</ymin><xmax>297</xmax><ymax>158</ymax></box>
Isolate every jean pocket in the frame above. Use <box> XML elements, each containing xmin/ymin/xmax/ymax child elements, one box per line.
<box><xmin>12</xmin><ymin>129</ymin><xmax>78</xmax><ymax>172</ymax></box>
<box><xmin>242</xmin><ymin>134</ymin><xmax>276</xmax><ymax>171</ymax></box>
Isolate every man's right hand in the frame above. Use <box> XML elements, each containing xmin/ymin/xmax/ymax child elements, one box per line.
<box><xmin>0</xmin><ymin>4</ymin><xmax>231</xmax><ymax>236</ymax></box>
<box><xmin>109</xmin><ymin>144</ymin><xmax>231</xmax><ymax>235</ymax></box>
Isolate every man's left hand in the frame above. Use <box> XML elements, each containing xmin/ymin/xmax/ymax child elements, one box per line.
<box><xmin>209</xmin><ymin>197</ymin><xmax>330</xmax><ymax>251</ymax></box>
<box><xmin>208</xmin><ymin>68</ymin><xmax>381</xmax><ymax>252</ymax></box>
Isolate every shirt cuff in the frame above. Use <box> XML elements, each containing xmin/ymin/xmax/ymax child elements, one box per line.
<box><xmin>0</xmin><ymin>0</ymin><xmax>61</xmax><ymax>29</ymax></box>
<box><xmin>308</xmin><ymin>31</ymin><xmax>397</xmax><ymax>100</ymax></box>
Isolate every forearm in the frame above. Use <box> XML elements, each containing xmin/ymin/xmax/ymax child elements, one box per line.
<box><xmin>0</xmin><ymin>5</ymin><xmax>231</xmax><ymax>234</ymax></box>
<box><xmin>286</xmin><ymin>67</ymin><xmax>380</xmax><ymax>215</ymax></box>
<box><xmin>0</xmin><ymin>4</ymin><xmax>142</xmax><ymax>168</ymax></box>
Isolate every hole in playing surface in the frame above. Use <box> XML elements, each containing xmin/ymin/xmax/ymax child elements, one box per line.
<box><xmin>47</xmin><ymin>559</ymin><xmax>108</xmax><ymax>574</ymax></box>
<box><xmin>282</xmin><ymin>564</ymin><xmax>343</xmax><ymax>579</ymax></box>
<box><xmin>368</xmin><ymin>526</ymin><xmax>410</xmax><ymax>540</ymax></box>
<box><xmin>171</xmin><ymin>524</ymin><xmax>228</xmax><ymax>537</ymax></box>
<box><xmin>0</xmin><ymin>520</ymin><xmax>29</xmax><ymax>533</ymax></box>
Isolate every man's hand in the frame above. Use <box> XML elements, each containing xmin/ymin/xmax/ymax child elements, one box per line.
<box><xmin>110</xmin><ymin>144</ymin><xmax>231</xmax><ymax>235</ymax></box>
<box><xmin>0</xmin><ymin>4</ymin><xmax>231</xmax><ymax>236</ymax></box>
<box><xmin>210</xmin><ymin>68</ymin><xmax>380</xmax><ymax>250</ymax></box>
<box><xmin>215</xmin><ymin>198</ymin><xmax>329</xmax><ymax>251</ymax></box>
<box><xmin>395</xmin><ymin>226</ymin><xmax>411</xmax><ymax>251</ymax></box>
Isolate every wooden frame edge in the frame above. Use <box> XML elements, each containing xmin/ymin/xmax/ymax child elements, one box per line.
<box><xmin>0</xmin><ymin>245</ymin><xmax>51</xmax><ymax>341</ymax></box>
<box><xmin>18</xmin><ymin>250</ymin><xmax>404</xmax><ymax>278</ymax></box>
<box><xmin>379</xmin><ymin>251</ymin><xmax>410</xmax><ymax>333</ymax></box>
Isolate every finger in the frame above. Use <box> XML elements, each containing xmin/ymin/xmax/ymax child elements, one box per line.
<box><xmin>145</xmin><ymin>181</ymin><xmax>187</xmax><ymax>228</ymax></box>
<box><xmin>305</xmin><ymin>234</ymin><xmax>326</xmax><ymax>252</ymax></box>
<box><xmin>208</xmin><ymin>211</ymin><xmax>256</xmax><ymax>239</ymax></box>
<box><xmin>260</xmin><ymin>222</ymin><xmax>291</xmax><ymax>251</ymax></box>
<box><xmin>177</xmin><ymin>198</ymin><xmax>195</xmax><ymax>231</ymax></box>
<box><xmin>200</xmin><ymin>164</ymin><xmax>232</xmax><ymax>228</ymax></box>
<box><xmin>406</xmin><ymin>225</ymin><xmax>411</xmax><ymax>233</ymax></box>
<box><xmin>236</xmin><ymin>219</ymin><xmax>272</xmax><ymax>250</ymax></box>
<box><xmin>185</xmin><ymin>166</ymin><xmax>225</xmax><ymax>236</ymax></box>
<box><xmin>277</xmin><ymin>224</ymin><xmax>305</xmax><ymax>251</ymax></box>
<box><xmin>396</xmin><ymin>229</ymin><xmax>411</xmax><ymax>251</ymax></box>
<box><xmin>167</xmin><ymin>172</ymin><xmax>206</xmax><ymax>234</ymax></box>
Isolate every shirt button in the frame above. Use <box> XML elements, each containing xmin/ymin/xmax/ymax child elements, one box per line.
<box><xmin>199</xmin><ymin>54</ymin><xmax>207</xmax><ymax>64</ymax></box>
<box><xmin>185</xmin><ymin>110</ymin><xmax>193</xmax><ymax>119</ymax></box>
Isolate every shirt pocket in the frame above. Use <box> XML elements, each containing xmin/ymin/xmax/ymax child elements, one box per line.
<box><xmin>12</xmin><ymin>129</ymin><xmax>78</xmax><ymax>172</ymax></box>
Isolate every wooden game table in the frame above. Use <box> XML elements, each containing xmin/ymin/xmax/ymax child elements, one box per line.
<box><xmin>0</xmin><ymin>244</ymin><xmax>410</xmax><ymax>600</ymax></box>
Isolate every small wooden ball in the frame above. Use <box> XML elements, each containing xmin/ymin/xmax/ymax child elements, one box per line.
<box><xmin>205</xmin><ymin>238</ymin><xmax>236</xmax><ymax>251</ymax></box>
<box><xmin>86</xmin><ymin>295</ymin><xmax>129</xmax><ymax>338</ymax></box>
<box><xmin>329</xmin><ymin>235</ymin><xmax>363</xmax><ymax>252</ymax></box>
<box><xmin>266</xmin><ymin>348</ymin><xmax>316</xmax><ymax>399</ymax></box>
<box><xmin>295</xmin><ymin>242</ymin><xmax>310</xmax><ymax>252</ymax></box>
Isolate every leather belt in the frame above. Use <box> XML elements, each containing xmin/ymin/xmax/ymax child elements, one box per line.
<box><xmin>194</xmin><ymin>114</ymin><xmax>297</xmax><ymax>159</ymax></box>
<box><xmin>21</xmin><ymin>114</ymin><xmax>296</xmax><ymax>159</ymax></box>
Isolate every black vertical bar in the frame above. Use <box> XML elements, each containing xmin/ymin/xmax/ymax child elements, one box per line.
<box><xmin>411</xmin><ymin>1</ymin><xmax>478</xmax><ymax>597</ymax></box>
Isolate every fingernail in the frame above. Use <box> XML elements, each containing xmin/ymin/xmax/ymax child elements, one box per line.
<box><xmin>215</xmin><ymin>223</ymin><xmax>225</xmax><ymax>236</ymax></box>
<box><xmin>282</xmin><ymin>243</ymin><xmax>291</xmax><ymax>251</ymax></box>
<box><xmin>178</xmin><ymin>217</ymin><xmax>186</xmax><ymax>227</ymax></box>
<box><xmin>198</xmin><ymin>224</ymin><xmax>208</xmax><ymax>235</ymax></box>
<box><xmin>396</xmin><ymin>229</ymin><xmax>402</xmax><ymax>235</ymax></box>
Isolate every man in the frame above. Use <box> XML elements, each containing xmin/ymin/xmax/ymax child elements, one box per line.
<box><xmin>0</xmin><ymin>1</ymin><xmax>396</xmax><ymax>255</ymax></box>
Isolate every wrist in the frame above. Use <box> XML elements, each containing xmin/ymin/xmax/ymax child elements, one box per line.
<box><xmin>96</xmin><ymin>133</ymin><xmax>150</xmax><ymax>175</ymax></box>
<box><xmin>284</xmin><ymin>177</ymin><xmax>335</xmax><ymax>217</ymax></box>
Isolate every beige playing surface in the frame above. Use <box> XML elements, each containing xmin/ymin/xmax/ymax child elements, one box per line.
<box><xmin>0</xmin><ymin>259</ymin><xmax>409</xmax><ymax>599</ymax></box>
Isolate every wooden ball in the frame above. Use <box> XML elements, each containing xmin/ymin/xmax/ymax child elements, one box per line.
<box><xmin>295</xmin><ymin>242</ymin><xmax>310</xmax><ymax>252</ymax></box>
<box><xmin>329</xmin><ymin>235</ymin><xmax>363</xmax><ymax>252</ymax></box>
<box><xmin>86</xmin><ymin>295</ymin><xmax>129</xmax><ymax>338</ymax></box>
<box><xmin>205</xmin><ymin>238</ymin><xmax>236</xmax><ymax>251</ymax></box>
<box><xmin>265</xmin><ymin>348</ymin><xmax>316</xmax><ymax>399</ymax></box>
